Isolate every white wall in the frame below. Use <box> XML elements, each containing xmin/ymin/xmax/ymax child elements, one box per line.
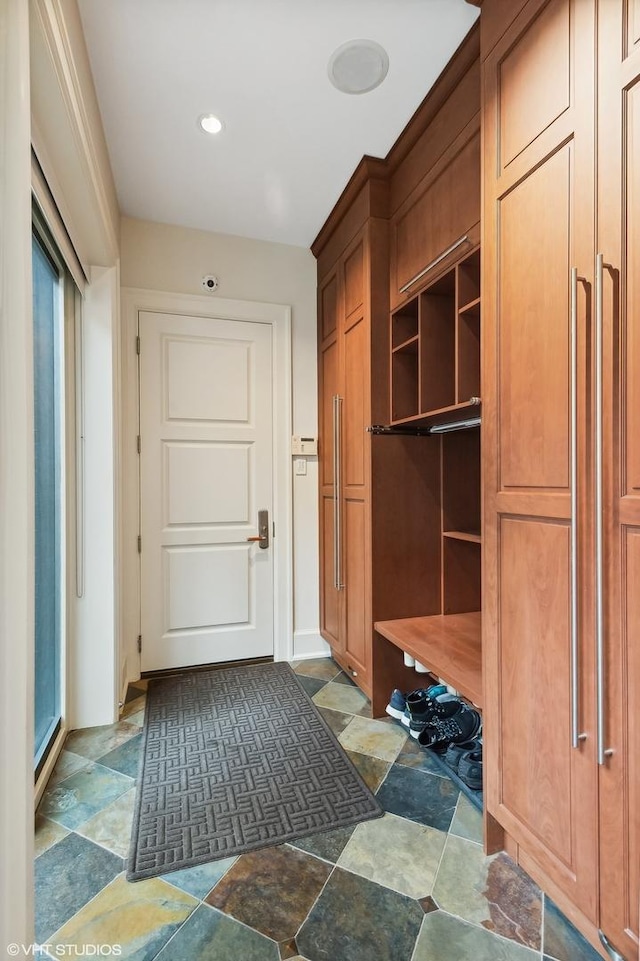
<box><xmin>71</xmin><ymin>264</ymin><xmax>120</xmax><ymax>728</ymax></box>
<box><xmin>0</xmin><ymin>0</ymin><xmax>34</xmax><ymax>948</ymax></box>
<box><xmin>119</xmin><ymin>216</ymin><xmax>326</xmax><ymax>680</ymax></box>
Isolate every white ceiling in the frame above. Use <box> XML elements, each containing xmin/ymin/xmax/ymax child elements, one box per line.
<box><xmin>77</xmin><ymin>0</ymin><xmax>479</xmax><ymax>248</ymax></box>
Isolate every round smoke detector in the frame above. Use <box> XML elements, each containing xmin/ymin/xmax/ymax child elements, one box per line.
<box><xmin>328</xmin><ymin>39</ymin><xmax>389</xmax><ymax>95</ymax></box>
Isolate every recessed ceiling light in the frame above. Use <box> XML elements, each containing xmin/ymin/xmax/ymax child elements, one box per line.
<box><xmin>199</xmin><ymin>114</ymin><xmax>223</xmax><ymax>135</ymax></box>
<box><xmin>328</xmin><ymin>39</ymin><xmax>389</xmax><ymax>95</ymax></box>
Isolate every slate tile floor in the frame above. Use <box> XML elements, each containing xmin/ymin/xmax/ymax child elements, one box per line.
<box><xmin>34</xmin><ymin>658</ymin><xmax>602</xmax><ymax>961</ymax></box>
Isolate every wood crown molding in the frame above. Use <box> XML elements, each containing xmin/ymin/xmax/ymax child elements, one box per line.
<box><xmin>310</xmin><ymin>155</ymin><xmax>388</xmax><ymax>258</ymax></box>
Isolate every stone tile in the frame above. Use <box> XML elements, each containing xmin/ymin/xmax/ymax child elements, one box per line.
<box><xmin>162</xmin><ymin>857</ymin><xmax>238</xmax><ymax>900</ymax></box>
<box><xmin>47</xmin><ymin>749</ymin><xmax>92</xmax><ymax>787</ymax></box>
<box><xmin>333</xmin><ymin>671</ymin><xmax>357</xmax><ymax>687</ymax></box>
<box><xmin>337</xmin><ymin>812</ymin><xmax>446</xmax><ymax>899</ymax></box>
<box><xmin>543</xmin><ymin>897</ymin><xmax>603</xmax><ymax>961</ymax></box>
<box><xmin>413</xmin><ymin>910</ymin><xmax>539</xmax><ymax>961</ymax></box>
<box><xmin>154</xmin><ymin>903</ymin><xmax>280</xmax><ymax>961</ymax></box>
<box><xmin>296</xmin><ymin>866</ymin><xmax>424</xmax><ymax>961</ymax></box>
<box><xmin>345</xmin><ymin>749</ymin><xmax>390</xmax><ymax>793</ymax></box>
<box><xmin>433</xmin><ymin>836</ymin><xmax>541</xmax><ymax>951</ymax></box>
<box><xmin>278</xmin><ymin>937</ymin><xmax>299</xmax><ymax>959</ymax></box>
<box><xmin>449</xmin><ymin>792</ymin><xmax>484</xmax><ymax>844</ymax></box>
<box><xmin>296</xmin><ymin>674</ymin><xmax>328</xmax><ymax>699</ymax></box>
<box><xmin>35</xmin><ymin>833</ymin><xmax>123</xmax><ymax>942</ymax></box>
<box><xmin>47</xmin><ymin>872</ymin><xmax>197</xmax><ymax>960</ymax></box>
<box><xmin>395</xmin><ymin>736</ymin><xmax>447</xmax><ymax>776</ymax></box>
<box><xmin>418</xmin><ymin>895</ymin><xmax>439</xmax><ymax>914</ymax></box>
<box><xmin>126</xmin><ymin>708</ymin><xmax>146</xmax><ymax>728</ymax></box>
<box><xmin>34</xmin><ymin>815</ymin><xmax>70</xmax><ymax>858</ymax></box>
<box><xmin>38</xmin><ymin>762</ymin><xmax>134</xmax><ymax>830</ymax></box>
<box><xmin>125</xmin><ymin>680</ymin><xmax>148</xmax><ymax>702</ymax></box>
<box><xmin>289</xmin><ymin>826</ymin><xmax>355</xmax><ymax>863</ymax></box>
<box><xmin>317</xmin><ymin>707</ymin><xmax>352</xmax><ymax>738</ymax></box>
<box><xmin>120</xmin><ymin>695</ymin><xmax>147</xmax><ymax>721</ymax></box>
<box><xmin>205</xmin><ymin>844</ymin><xmax>331</xmax><ymax>942</ymax></box>
<box><xmin>291</xmin><ymin>657</ymin><xmax>340</xmax><ymax>681</ymax></box>
<box><xmin>375</xmin><ymin>764</ymin><xmax>459</xmax><ymax>831</ymax></box>
<box><xmin>338</xmin><ymin>715</ymin><xmax>407</xmax><ymax>763</ymax></box>
<box><xmin>313</xmin><ymin>681</ymin><xmax>370</xmax><ymax>716</ymax></box>
<box><xmin>64</xmin><ymin>720</ymin><xmax>141</xmax><ymax>760</ymax></box>
<box><xmin>77</xmin><ymin>788</ymin><xmax>137</xmax><ymax>859</ymax></box>
<box><xmin>97</xmin><ymin>733</ymin><xmax>143</xmax><ymax>778</ymax></box>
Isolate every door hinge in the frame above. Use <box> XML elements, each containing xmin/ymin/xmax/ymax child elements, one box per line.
<box><xmin>137</xmin><ymin>534</ymin><xmax>142</xmax><ymax>554</ymax></box>
<box><xmin>137</xmin><ymin>635</ymin><xmax>142</xmax><ymax>654</ymax></box>
<box><xmin>137</xmin><ymin>435</ymin><xmax>141</xmax><ymax>454</ymax></box>
<box><xmin>136</xmin><ymin>335</ymin><xmax>140</xmax><ymax>355</ymax></box>
<box><xmin>272</xmin><ymin>521</ymin><xmax>276</xmax><ymax>538</ymax></box>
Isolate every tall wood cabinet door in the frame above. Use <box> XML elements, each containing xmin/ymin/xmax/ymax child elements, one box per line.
<box><xmin>597</xmin><ymin>4</ymin><xmax>640</xmax><ymax>956</ymax></box>
<box><xmin>482</xmin><ymin>0</ymin><xmax>599</xmax><ymax>919</ymax></box>
<box><xmin>340</xmin><ymin>233</ymin><xmax>370</xmax><ymax>683</ymax></box>
<box><xmin>318</xmin><ymin>272</ymin><xmax>342</xmax><ymax>653</ymax></box>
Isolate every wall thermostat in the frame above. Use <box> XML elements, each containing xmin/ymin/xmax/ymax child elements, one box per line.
<box><xmin>291</xmin><ymin>435</ymin><xmax>318</xmax><ymax>456</ymax></box>
<box><xmin>201</xmin><ymin>274</ymin><xmax>219</xmax><ymax>292</ymax></box>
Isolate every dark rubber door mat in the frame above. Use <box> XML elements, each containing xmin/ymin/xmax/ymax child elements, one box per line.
<box><xmin>127</xmin><ymin>661</ymin><xmax>382</xmax><ymax>880</ymax></box>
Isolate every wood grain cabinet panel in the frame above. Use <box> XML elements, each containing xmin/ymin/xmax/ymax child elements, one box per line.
<box><xmin>343</xmin><ymin>317</ymin><xmax>366</xmax><ymax>489</ymax></box>
<box><xmin>344</xmin><ymin>240</ymin><xmax>364</xmax><ymax>320</ymax></box>
<box><xmin>482</xmin><ymin>0</ymin><xmax>599</xmax><ymax>935</ymax></box>
<box><xmin>499</xmin><ymin>0</ymin><xmax>570</xmax><ymax>167</ymax></box>
<box><xmin>625</xmin><ymin>80</ymin><xmax>640</xmax><ymax>495</ymax></box>
<box><xmin>498</xmin><ymin>145</ymin><xmax>570</xmax><ymax>491</ymax></box>
<box><xmin>393</xmin><ymin>132</ymin><xmax>480</xmax><ymax>298</ymax></box>
<box><xmin>484</xmin><ymin>0</ymin><xmax>640</xmax><ymax>956</ymax></box>
<box><xmin>498</xmin><ymin>517</ymin><xmax>573</xmax><ymax>864</ymax></box>
<box><xmin>596</xmin><ymin>5</ymin><xmax>640</xmax><ymax>957</ymax></box>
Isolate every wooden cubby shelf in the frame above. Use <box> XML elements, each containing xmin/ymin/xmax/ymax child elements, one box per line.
<box><xmin>443</xmin><ymin>530</ymin><xmax>481</xmax><ymax>543</ymax></box>
<box><xmin>375</xmin><ymin>611</ymin><xmax>482</xmax><ymax>708</ymax></box>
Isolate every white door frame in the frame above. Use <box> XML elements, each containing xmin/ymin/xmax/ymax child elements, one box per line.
<box><xmin>120</xmin><ymin>287</ymin><xmax>293</xmax><ymax>691</ymax></box>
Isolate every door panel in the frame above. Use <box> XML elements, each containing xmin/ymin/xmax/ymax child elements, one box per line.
<box><xmin>321</xmin><ymin>495</ymin><xmax>340</xmax><ymax>649</ymax></box>
<box><xmin>498</xmin><ymin>0</ymin><xmax>570</xmax><ymax>167</ymax></box>
<box><xmin>165</xmin><ymin>443</ymin><xmax>249</xmax><ymax>525</ymax></box>
<box><xmin>624</xmin><ymin>80</ymin><xmax>640</xmax><ymax>495</ymax></box>
<box><xmin>598</xmin><ymin>8</ymin><xmax>640</xmax><ymax>953</ymax></box>
<box><xmin>499</xmin><ymin>145</ymin><xmax>571</xmax><ymax>491</ymax></box>
<box><xmin>140</xmin><ymin>311</ymin><xmax>273</xmax><ymax>671</ymax></box>
<box><xmin>344</xmin><ymin>497</ymin><xmax>367</xmax><ymax>676</ymax></box>
<box><xmin>482</xmin><ymin>0</ymin><xmax>597</xmax><ymax>920</ymax></box>
<box><xmin>499</xmin><ymin>517</ymin><xmax>572</xmax><ymax>863</ymax></box>
<box><xmin>343</xmin><ymin>317</ymin><xmax>366</xmax><ymax>489</ymax></box>
<box><xmin>319</xmin><ymin>337</ymin><xmax>340</xmax><ymax>645</ymax></box>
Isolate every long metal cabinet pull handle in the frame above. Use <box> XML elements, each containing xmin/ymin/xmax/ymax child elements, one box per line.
<box><xmin>336</xmin><ymin>395</ymin><xmax>344</xmax><ymax>590</ymax></box>
<box><xmin>570</xmin><ymin>266</ymin><xmax>582</xmax><ymax>748</ymax></box>
<box><xmin>595</xmin><ymin>253</ymin><xmax>607</xmax><ymax>765</ymax></box>
<box><xmin>399</xmin><ymin>235</ymin><xmax>469</xmax><ymax>294</ymax></box>
<box><xmin>332</xmin><ymin>394</ymin><xmax>338</xmax><ymax>590</ymax></box>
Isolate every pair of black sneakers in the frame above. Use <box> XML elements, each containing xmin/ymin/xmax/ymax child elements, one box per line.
<box><xmin>386</xmin><ymin>685</ymin><xmax>482</xmax><ymax>750</ymax></box>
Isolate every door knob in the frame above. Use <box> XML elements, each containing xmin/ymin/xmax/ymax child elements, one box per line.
<box><xmin>246</xmin><ymin>509</ymin><xmax>270</xmax><ymax>549</ymax></box>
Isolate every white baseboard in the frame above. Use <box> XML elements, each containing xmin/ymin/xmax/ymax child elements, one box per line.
<box><xmin>291</xmin><ymin>629</ymin><xmax>330</xmax><ymax>661</ymax></box>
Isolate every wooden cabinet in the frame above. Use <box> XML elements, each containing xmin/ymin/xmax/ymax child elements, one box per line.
<box><xmin>314</xmin><ymin>29</ymin><xmax>482</xmax><ymax>717</ymax></box>
<box><xmin>481</xmin><ymin>0</ymin><xmax>639</xmax><ymax>956</ymax></box>
<box><xmin>597</xmin><ymin>3</ymin><xmax>640</xmax><ymax>957</ymax></box>
<box><xmin>318</xmin><ymin>211</ymin><xmax>382</xmax><ymax>691</ymax></box>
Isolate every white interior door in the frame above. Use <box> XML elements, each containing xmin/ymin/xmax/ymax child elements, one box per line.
<box><xmin>139</xmin><ymin>310</ymin><xmax>273</xmax><ymax>671</ymax></box>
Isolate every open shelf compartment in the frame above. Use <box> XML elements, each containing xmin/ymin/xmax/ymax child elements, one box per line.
<box><xmin>374</xmin><ymin>611</ymin><xmax>482</xmax><ymax>708</ymax></box>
